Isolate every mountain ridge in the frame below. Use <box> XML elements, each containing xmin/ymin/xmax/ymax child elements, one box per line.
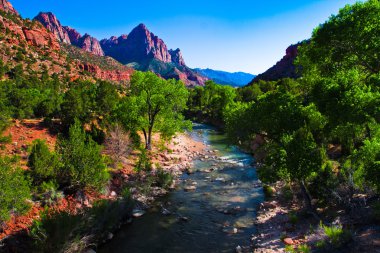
<box><xmin>194</xmin><ymin>68</ymin><xmax>255</xmax><ymax>87</ymax></box>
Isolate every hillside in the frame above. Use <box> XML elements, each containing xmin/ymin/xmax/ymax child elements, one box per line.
<box><xmin>249</xmin><ymin>43</ymin><xmax>301</xmax><ymax>84</ymax></box>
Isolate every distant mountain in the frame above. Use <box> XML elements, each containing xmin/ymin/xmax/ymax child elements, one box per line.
<box><xmin>194</xmin><ymin>68</ymin><xmax>255</xmax><ymax>87</ymax></box>
<box><xmin>100</xmin><ymin>24</ymin><xmax>207</xmax><ymax>86</ymax></box>
<box><xmin>249</xmin><ymin>43</ymin><xmax>302</xmax><ymax>84</ymax></box>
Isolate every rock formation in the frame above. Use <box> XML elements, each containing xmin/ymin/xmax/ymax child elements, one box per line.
<box><xmin>250</xmin><ymin>43</ymin><xmax>302</xmax><ymax>84</ymax></box>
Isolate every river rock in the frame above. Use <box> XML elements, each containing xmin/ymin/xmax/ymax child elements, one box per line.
<box><xmin>132</xmin><ymin>209</ymin><xmax>146</xmax><ymax>218</ymax></box>
<box><xmin>283</xmin><ymin>237</ymin><xmax>294</xmax><ymax>245</ymax></box>
<box><xmin>236</xmin><ymin>245</ymin><xmax>242</xmax><ymax>253</ymax></box>
<box><xmin>184</xmin><ymin>185</ymin><xmax>196</xmax><ymax>191</ymax></box>
<box><xmin>161</xmin><ymin>207</ymin><xmax>171</xmax><ymax>215</ymax></box>
<box><xmin>223</xmin><ymin>227</ymin><xmax>238</xmax><ymax>234</ymax></box>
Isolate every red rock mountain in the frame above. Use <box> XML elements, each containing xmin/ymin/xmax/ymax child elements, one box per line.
<box><xmin>249</xmin><ymin>43</ymin><xmax>301</xmax><ymax>84</ymax></box>
<box><xmin>100</xmin><ymin>24</ymin><xmax>207</xmax><ymax>86</ymax></box>
<box><xmin>34</xmin><ymin>12</ymin><xmax>104</xmax><ymax>56</ymax></box>
<box><xmin>0</xmin><ymin>0</ymin><xmax>18</xmax><ymax>15</ymax></box>
<box><xmin>34</xmin><ymin>12</ymin><xmax>71</xmax><ymax>43</ymax></box>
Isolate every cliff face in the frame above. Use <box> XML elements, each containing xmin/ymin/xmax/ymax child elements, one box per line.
<box><xmin>76</xmin><ymin>34</ymin><xmax>104</xmax><ymax>56</ymax></box>
<box><xmin>34</xmin><ymin>12</ymin><xmax>105</xmax><ymax>56</ymax></box>
<box><xmin>33</xmin><ymin>12</ymin><xmax>71</xmax><ymax>43</ymax></box>
<box><xmin>0</xmin><ymin>0</ymin><xmax>18</xmax><ymax>15</ymax></box>
<box><xmin>250</xmin><ymin>43</ymin><xmax>301</xmax><ymax>84</ymax></box>
<box><xmin>169</xmin><ymin>48</ymin><xmax>185</xmax><ymax>66</ymax></box>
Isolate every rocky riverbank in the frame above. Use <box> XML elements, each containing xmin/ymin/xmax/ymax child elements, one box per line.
<box><xmin>252</xmin><ymin>182</ymin><xmax>380</xmax><ymax>253</ymax></box>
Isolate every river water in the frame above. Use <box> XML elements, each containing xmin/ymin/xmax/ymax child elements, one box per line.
<box><xmin>99</xmin><ymin>124</ymin><xmax>264</xmax><ymax>253</ymax></box>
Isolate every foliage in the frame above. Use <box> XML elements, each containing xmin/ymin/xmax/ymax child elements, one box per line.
<box><xmin>135</xmin><ymin>148</ymin><xmax>152</xmax><ymax>173</ymax></box>
<box><xmin>56</xmin><ymin>120</ymin><xmax>109</xmax><ymax>191</ymax></box>
<box><xmin>321</xmin><ymin>223</ymin><xmax>352</xmax><ymax>248</ymax></box>
<box><xmin>156</xmin><ymin>166</ymin><xmax>174</xmax><ymax>189</ymax></box>
<box><xmin>30</xmin><ymin>194</ymin><xmax>134</xmax><ymax>252</ymax></box>
<box><xmin>0</xmin><ymin>156</ymin><xmax>31</xmax><ymax>222</ymax></box>
<box><xmin>187</xmin><ymin>80</ymin><xmax>236</xmax><ymax>125</ymax></box>
<box><xmin>121</xmin><ymin>71</ymin><xmax>190</xmax><ymax>149</ymax></box>
<box><xmin>27</xmin><ymin>139</ymin><xmax>60</xmax><ymax>185</ymax></box>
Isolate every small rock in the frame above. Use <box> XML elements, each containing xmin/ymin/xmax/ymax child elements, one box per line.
<box><xmin>179</xmin><ymin>216</ymin><xmax>189</xmax><ymax>222</ymax></box>
<box><xmin>223</xmin><ymin>227</ymin><xmax>238</xmax><ymax>234</ymax></box>
<box><xmin>110</xmin><ymin>191</ymin><xmax>117</xmax><ymax>197</ymax></box>
<box><xmin>161</xmin><ymin>208</ymin><xmax>171</xmax><ymax>215</ymax></box>
<box><xmin>184</xmin><ymin>185</ymin><xmax>197</xmax><ymax>191</ymax></box>
<box><xmin>236</xmin><ymin>245</ymin><xmax>242</xmax><ymax>253</ymax></box>
<box><xmin>107</xmin><ymin>232</ymin><xmax>114</xmax><ymax>240</ymax></box>
<box><xmin>283</xmin><ymin>237</ymin><xmax>294</xmax><ymax>245</ymax></box>
<box><xmin>132</xmin><ymin>209</ymin><xmax>146</xmax><ymax>218</ymax></box>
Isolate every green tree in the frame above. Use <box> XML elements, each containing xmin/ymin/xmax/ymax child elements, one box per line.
<box><xmin>124</xmin><ymin>71</ymin><xmax>190</xmax><ymax>150</ymax></box>
<box><xmin>27</xmin><ymin>139</ymin><xmax>60</xmax><ymax>186</ymax></box>
<box><xmin>56</xmin><ymin>120</ymin><xmax>109</xmax><ymax>191</ymax></box>
<box><xmin>0</xmin><ymin>157</ymin><xmax>31</xmax><ymax>222</ymax></box>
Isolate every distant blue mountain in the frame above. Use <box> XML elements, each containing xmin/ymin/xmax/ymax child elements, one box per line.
<box><xmin>193</xmin><ymin>68</ymin><xmax>256</xmax><ymax>87</ymax></box>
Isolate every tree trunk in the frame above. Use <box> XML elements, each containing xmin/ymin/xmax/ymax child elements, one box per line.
<box><xmin>146</xmin><ymin>126</ymin><xmax>153</xmax><ymax>150</ymax></box>
<box><xmin>143</xmin><ymin>129</ymin><xmax>149</xmax><ymax>150</ymax></box>
<box><xmin>300</xmin><ymin>180</ymin><xmax>320</xmax><ymax>220</ymax></box>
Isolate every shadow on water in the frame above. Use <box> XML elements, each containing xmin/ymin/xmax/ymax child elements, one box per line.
<box><xmin>99</xmin><ymin>123</ymin><xmax>264</xmax><ymax>253</ymax></box>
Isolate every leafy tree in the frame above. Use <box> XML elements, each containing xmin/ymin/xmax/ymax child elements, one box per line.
<box><xmin>56</xmin><ymin>120</ymin><xmax>109</xmax><ymax>191</ymax></box>
<box><xmin>122</xmin><ymin>71</ymin><xmax>190</xmax><ymax>150</ymax></box>
<box><xmin>0</xmin><ymin>157</ymin><xmax>31</xmax><ymax>222</ymax></box>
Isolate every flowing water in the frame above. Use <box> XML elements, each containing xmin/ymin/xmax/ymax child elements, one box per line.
<box><xmin>99</xmin><ymin>124</ymin><xmax>264</xmax><ymax>253</ymax></box>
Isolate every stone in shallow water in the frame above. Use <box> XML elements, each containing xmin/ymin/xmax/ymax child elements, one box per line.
<box><xmin>223</xmin><ymin>227</ymin><xmax>238</xmax><ymax>234</ymax></box>
<box><xmin>184</xmin><ymin>185</ymin><xmax>196</xmax><ymax>191</ymax></box>
<box><xmin>132</xmin><ymin>209</ymin><xmax>146</xmax><ymax>218</ymax></box>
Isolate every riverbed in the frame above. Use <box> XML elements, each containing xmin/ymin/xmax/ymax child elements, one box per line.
<box><xmin>99</xmin><ymin>124</ymin><xmax>264</xmax><ymax>253</ymax></box>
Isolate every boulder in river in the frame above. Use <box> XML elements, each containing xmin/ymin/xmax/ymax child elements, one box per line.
<box><xmin>132</xmin><ymin>209</ymin><xmax>146</xmax><ymax>218</ymax></box>
<box><xmin>184</xmin><ymin>185</ymin><xmax>197</xmax><ymax>191</ymax></box>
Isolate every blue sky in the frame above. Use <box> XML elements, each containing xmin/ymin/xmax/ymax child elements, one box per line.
<box><xmin>11</xmin><ymin>0</ymin><xmax>358</xmax><ymax>74</ymax></box>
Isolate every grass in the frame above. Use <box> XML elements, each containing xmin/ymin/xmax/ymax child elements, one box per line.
<box><xmin>317</xmin><ymin>222</ymin><xmax>352</xmax><ymax>249</ymax></box>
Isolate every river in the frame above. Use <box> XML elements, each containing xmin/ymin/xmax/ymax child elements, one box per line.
<box><xmin>99</xmin><ymin>123</ymin><xmax>264</xmax><ymax>253</ymax></box>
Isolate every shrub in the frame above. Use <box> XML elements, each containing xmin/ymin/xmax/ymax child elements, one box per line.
<box><xmin>56</xmin><ymin>120</ymin><xmax>109</xmax><ymax>191</ymax></box>
<box><xmin>263</xmin><ymin>184</ymin><xmax>275</xmax><ymax>198</ymax></box>
<box><xmin>135</xmin><ymin>148</ymin><xmax>152</xmax><ymax>173</ymax></box>
<box><xmin>36</xmin><ymin>181</ymin><xmax>63</xmax><ymax>207</ymax></box>
<box><xmin>104</xmin><ymin>124</ymin><xmax>132</xmax><ymax>166</ymax></box>
<box><xmin>0</xmin><ymin>157</ymin><xmax>31</xmax><ymax>222</ymax></box>
<box><xmin>27</xmin><ymin>139</ymin><xmax>60</xmax><ymax>185</ymax></box>
<box><xmin>321</xmin><ymin>223</ymin><xmax>352</xmax><ymax>248</ymax></box>
<box><xmin>156</xmin><ymin>167</ymin><xmax>174</xmax><ymax>189</ymax></box>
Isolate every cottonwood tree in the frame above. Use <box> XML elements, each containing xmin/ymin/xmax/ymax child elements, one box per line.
<box><xmin>121</xmin><ymin>71</ymin><xmax>190</xmax><ymax>150</ymax></box>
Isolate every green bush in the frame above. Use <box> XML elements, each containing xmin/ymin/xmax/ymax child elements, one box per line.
<box><xmin>56</xmin><ymin>120</ymin><xmax>109</xmax><ymax>191</ymax></box>
<box><xmin>135</xmin><ymin>148</ymin><xmax>152</xmax><ymax>173</ymax></box>
<box><xmin>27</xmin><ymin>139</ymin><xmax>60</xmax><ymax>185</ymax></box>
<box><xmin>321</xmin><ymin>223</ymin><xmax>352</xmax><ymax>248</ymax></box>
<box><xmin>0</xmin><ymin>156</ymin><xmax>31</xmax><ymax>222</ymax></box>
<box><xmin>36</xmin><ymin>181</ymin><xmax>63</xmax><ymax>207</ymax></box>
<box><xmin>156</xmin><ymin>167</ymin><xmax>174</xmax><ymax>189</ymax></box>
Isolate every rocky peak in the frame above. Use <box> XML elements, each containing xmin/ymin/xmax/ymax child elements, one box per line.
<box><xmin>34</xmin><ymin>12</ymin><xmax>70</xmax><ymax>44</ymax></box>
<box><xmin>169</xmin><ymin>48</ymin><xmax>185</xmax><ymax>66</ymax></box>
<box><xmin>76</xmin><ymin>33</ymin><xmax>104</xmax><ymax>56</ymax></box>
<box><xmin>125</xmin><ymin>23</ymin><xmax>172</xmax><ymax>63</ymax></box>
<box><xmin>0</xmin><ymin>0</ymin><xmax>18</xmax><ymax>15</ymax></box>
<box><xmin>63</xmin><ymin>26</ymin><xmax>81</xmax><ymax>45</ymax></box>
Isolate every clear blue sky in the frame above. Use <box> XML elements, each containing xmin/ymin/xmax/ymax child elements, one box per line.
<box><xmin>11</xmin><ymin>0</ymin><xmax>358</xmax><ymax>74</ymax></box>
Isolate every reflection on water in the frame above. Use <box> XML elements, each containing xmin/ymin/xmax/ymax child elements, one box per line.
<box><xmin>99</xmin><ymin>123</ymin><xmax>264</xmax><ymax>253</ymax></box>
